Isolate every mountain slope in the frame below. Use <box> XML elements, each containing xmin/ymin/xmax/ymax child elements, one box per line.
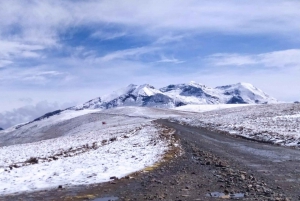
<box><xmin>216</xmin><ymin>82</ymin><xmax>277</xmax><ymax>104</ymax></box>
<box><xmin>161</xmin><ymin>81</ymin><xmax>223</xmax><ymax>105</ymax></box>
<box><xmin>0</xmin><ymin>107</ymin><xmax>179</xmax><ymax>195</ymax></box>
<box><xmin>72</xmin><ymin>84</ymin><xmax>176</xmax><ymax>110</ymax></box>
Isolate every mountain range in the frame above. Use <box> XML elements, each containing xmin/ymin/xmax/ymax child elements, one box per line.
<box><xmin>71</xmin><ymin>81</ymin><xmax>277</xmax><ymax>110</ymax></box>
<box><xmin>1</xmin><ymin>81</ymin><xmax>278</xmax><ymax>131</ymax></box>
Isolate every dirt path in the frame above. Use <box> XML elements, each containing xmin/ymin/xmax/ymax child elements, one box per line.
<box><xmin>158</xmin><ymin>120</ymin><xmax>300</xmax><ymax>200</ymax></box>
<box><xmin>2</xmin><ymin>120</ymin><xmax>299</xmax><ymax>200</ymax></box>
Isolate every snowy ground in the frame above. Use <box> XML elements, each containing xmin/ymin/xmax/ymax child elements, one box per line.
<box><xmin>0</xmin><ymin>108</ymin><xmax>179</xmax><ymax>195</ymax></box>
<box><xmin>172</xmin><ymin>103</ymin><xmax>300</xmax><ymax>147</ymax></box>
<box><xmin>174</xmin><ymin>104</ymin><xmax>249</xmax><ymax>113</ymax></box>
<box><xmin>101</xmin><ymin>106</ymin><xmax>194</xmax><ymax>118</ymax></box>
<box><xmin>1</xmin><ymin>104</ymin><xmax>300</xmax><ymax>196</ymax></box>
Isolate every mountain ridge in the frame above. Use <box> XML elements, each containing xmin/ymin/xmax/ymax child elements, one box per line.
<box><xmin>71</xmin><ymin>81</ymin><xmax>277</xmax><ymax>111</ymax></box>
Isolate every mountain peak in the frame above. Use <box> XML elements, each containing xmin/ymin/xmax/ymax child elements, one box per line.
<box><xmin>131</xmin><ymin>84</ymin><xmax>160</xmax><ymax>97</ymax></box>
<box><xmin>188</xmin><ymin>81</ymin><xmax>205</xmax><ymax>87</ymax></box>
<box><xmin>216</xmin><ymin>82</ymin><xmax>277</xmax><ymax>104</ymax></box>
<box><xmin>237</xmin><ymin>82</ymin><xmax>255</xmax><ymax>88</ymax></box>
<box><xmin>127</xmin><ymin>83</ymin><xmax>138</xmax><ymax>88</ymax></box>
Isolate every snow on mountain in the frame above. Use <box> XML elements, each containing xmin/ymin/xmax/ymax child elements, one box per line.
<box><xmin>72</xmin><ymin>84</ymin><xmax>174</xmax><ymax>110</ymax></box>
<box><xmin>160</xmin><ymin>81</ymin><xmax>222</xmax><ymax>105</ymax></box>
<box><xmin>70</xmin><ymin>81</ymin><xmax>277</xmax><ymax>111</ymax></box>
<box><xmin>101</xmin><ymin>84</ymin><xmax>175</xmax><ymax>109</ymax></box>
<box><xmin>216</xmin><ymin>82</ymin><xmax>278</xmax><ymax>104</ymax></box>
<box><xmin>71</xmin><ymin>97</ymin><xmax>102</xmax><ymax>110</ymax></box>
<box><xmin>0</xmin><ymin>81</ymin><xmax>277</xmax><ymax>132</ymax></box>
<box><xmin>161</xmin><ymin>81</ymin><xmax>277</xmax><ymax>106</ymax></box>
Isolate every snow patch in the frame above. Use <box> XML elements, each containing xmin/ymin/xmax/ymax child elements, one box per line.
<box><xmin>0</xmin><ymin>117</ymin><xmax>170</xmax><ymax>195</ymax></box>
<box><xmin>174</xmin><ymin>104</ymin><xmax>250</xmax><ymax>112</ymax></box>
<box><xmin>172</xmin><ymin>103</ymin><xmax>300</xmax><ymax>147</ymax></box>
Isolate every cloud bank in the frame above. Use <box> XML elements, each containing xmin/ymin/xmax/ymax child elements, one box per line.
<box><xmin>0</xmin><ymin>101</ymin><xmax>74</xmax><ymax>129</ymax></box>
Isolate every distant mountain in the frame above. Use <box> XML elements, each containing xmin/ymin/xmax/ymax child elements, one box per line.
<box><xmin>7</xmin><ymin>81</ymin><xmax>278</xmax><ymax>131</ymax></box>
<box><xmin>215</xmin><ymin>82</ymin><xmax>277</xmax><ymax>104</ymax></box>
<box><xmin>0</xmin><ymin>127</ymin><xmax>3</xmax><ymax>131</ymax></box>
<box><xmin>71</xmin><ymin>81</ymin><xmax>278</xmax><ymax>111</ymax></box>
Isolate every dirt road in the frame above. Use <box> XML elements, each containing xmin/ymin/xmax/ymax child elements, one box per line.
<box><xmin>2</xmin><ymin>120</ymin><xmax>300</xmax><ymax>200</ymax></box>
<box><xmin>159</xmin><ymin>120</ymin><xmax>300</xmax><ymax>200</ymax></box>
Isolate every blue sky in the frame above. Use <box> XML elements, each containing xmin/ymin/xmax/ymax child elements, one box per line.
<box><xmin>1</xmin><ymin>0</ymin><xmax>300</xmax><ymax>128</ymax></box>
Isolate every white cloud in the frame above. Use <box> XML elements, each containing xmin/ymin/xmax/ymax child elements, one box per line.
<box><xmin>259</xmin><ymin>49</ymin><xmax>300</xmax><ymax>68</ymax></box>
<box><xmin>22</xmin><ymin>71</ymin><xmax>66</xmax><ymax>82</ymax></box>
<box><xmin>0</xmin><ymin>40</ymin><xmax>46</xmax><ymax>67</ymax></box>
<box><xmin>0</xmin><ymin>101</ymin><xmax>74</xmax><ymax>129</ymax></box>
<box><xmin>154</xmin><ymin>34</ymin><xmax>187</xmax><ymax>44</ymax></box>
<box><xmin>207</xmin><ymin>49</ymin><xmax>300</xmax><ymax>69</ymax></box>
<box><xmin>0</xmin><ymin>60</ymin><xmax>13</xmax><ymax>68</ymax></box>
<box><xmin>0</xmin><ymin>40</ymin><xmax>44</xmax><ymax>56</ymax></box>
<box><xmin>206</xmin><ymin>53</ymin><xmax>257</xmax><ymax>66</ymax></box>
<box><xmin>98</xmin><ymin>47</ymin><xmax>159</xmax><ymax>62</ymax></box>
<box><xmin>90</xmin><ymin>31</ymin><xmax>127</xmax><ymax>40</ymax></box>
<box><xmin>0</xmin><ymin>67</ymin><xmax>68</xmax><ymax>85</ymax></box>
<box><xmin>156</xmin><ymin>55</ymin><xmax>185</xmax><ymax>64</ymax></box>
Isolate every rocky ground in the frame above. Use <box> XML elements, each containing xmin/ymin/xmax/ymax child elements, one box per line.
<box><xmin>1</xmin><ymin>121</ymin><xmax>298</xmax><ymax>201</ymax></box>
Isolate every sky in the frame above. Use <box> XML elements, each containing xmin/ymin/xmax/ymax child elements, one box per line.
<box><xmin>1</xmin><ymin>0</ymin><xmax>300</xmax><ymax>128</ymax></box>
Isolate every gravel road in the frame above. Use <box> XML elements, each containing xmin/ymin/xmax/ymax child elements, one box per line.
<box><xmin>159</xmin><ymin>120</ymin><xmax>300</xmax><ymax>200</ymax></box>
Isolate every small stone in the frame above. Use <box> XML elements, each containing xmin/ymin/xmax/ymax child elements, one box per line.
<box><xmin>220</xmin><ymin>195</ymin><xmax>230</xmax><ymax>199</ymax></box>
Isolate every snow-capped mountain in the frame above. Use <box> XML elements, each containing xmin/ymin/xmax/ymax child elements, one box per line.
<box><xmin>5</xmin><ymin>81</ymin><xmax>276</xmax><ymax>128</ymax></box>
<box><xmin>71</xmin><ymin>84</ymin><xmax>176</xmax><ymax>110</ymax></box>
<box><xmin>71</xmin><ymin>81</ymin><xmax>278</xmax><ymax>110</ymax></box>
<box><xmin>215</xmin><ymin>82</ymin><xmax>277</xmax><ymax>104</ymax></box>
<box><xmin>2</xmin><ymin>81</ymin><xmax>275</xmax><ymax>130</ymax></box>
<box><xmin>160</xmin><ymin>81</ymin><xmax>222</xmax><ymax>105</ymax></box>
